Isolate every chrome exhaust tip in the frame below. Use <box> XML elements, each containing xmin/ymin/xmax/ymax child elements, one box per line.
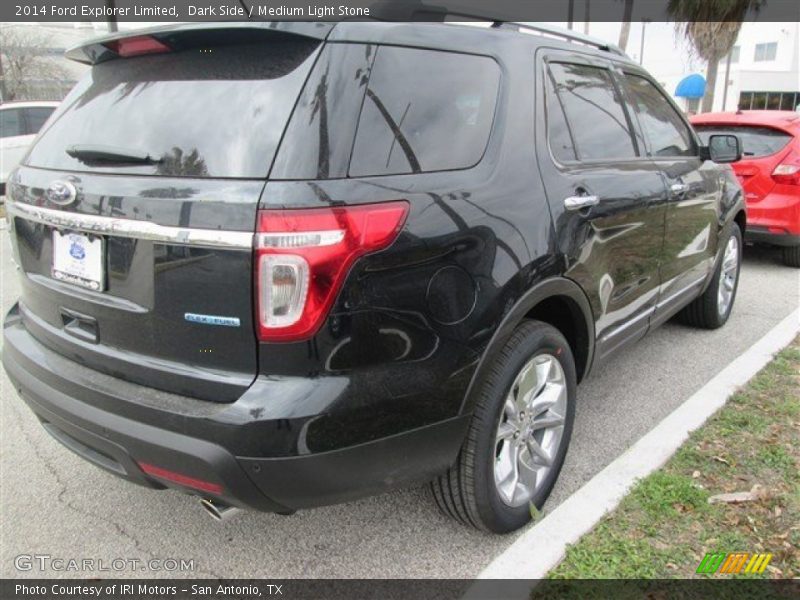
<box><xmin>200</xmin><ymin>498</ymin><xmax>240</xmax><ymax>521</ymax></box>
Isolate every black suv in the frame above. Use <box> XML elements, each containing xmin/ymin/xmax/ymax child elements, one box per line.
<box><xmin>3</xmin><ymin>22</ymin><xmax>745</xmax><ymax>533</ymax></box>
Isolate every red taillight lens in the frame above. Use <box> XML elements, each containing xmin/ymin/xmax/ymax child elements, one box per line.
<box><xmin>772</xmin><ymin>162</ymin><xmax>800</xmax><ymax>186</ymax></box>
<box><xmin>137</xmin><ymin>462</ymin><xmax>222</xmax><ymax>495</ymax></box>
<box><xmin>255</xmin><ymin>201</ymin><xmax>409</xmax><ymax>342</ymax></box>
<box><xmin>105</xmin><ymin>36</ymin><xmax>171</xmax><ymax>58</ymax></box>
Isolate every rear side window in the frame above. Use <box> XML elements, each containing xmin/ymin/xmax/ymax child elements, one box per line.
<box><xmin>349</xmin><ymin>47</ymin><xmax>500</xmax><ymax>176</ymax></box>
<box><xmin>548</xmin><ymin>62</ymin><xmax>636</xmax><ymax>161</ymax></box>
<box><xmin>26</xmin><ymin>40</ymin><xmax>320</xmax><ymax>178</ymax></box>
<box><xmin>623</xmin><ymin>74</ymin><xmax>695</xmax><ymax>157</ymax></box>
<box><xmin>24</xmin><ymin>107</ymin><xmax>55</xmax><ymax>135</ymax></box>
<box><xmin>0</xmin><ymin>108</ymin><xmax>24</xmax><ymax>138</ymax></box>
<box><xmin>694</xmin><ymin>125</ymin><xmax>793</xmax><ymax>158</ymax></box>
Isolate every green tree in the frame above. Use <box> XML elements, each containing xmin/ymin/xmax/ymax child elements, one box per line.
<box><xmin>667</xmin><ymin>0</ymin><xmax>762</xmax><ymax>113</ymax></box>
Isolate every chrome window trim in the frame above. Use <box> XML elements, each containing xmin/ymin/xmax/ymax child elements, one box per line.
<box><xmin>6</xmin><ymin>201</ymin><xmax>254</xmax><ymax>250</ymax></box>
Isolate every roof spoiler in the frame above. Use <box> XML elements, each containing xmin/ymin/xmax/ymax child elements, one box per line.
<box><xmin>65</xmin><ymin>22</ymin><xmax>334</xmax><ymax>65</ymax></box>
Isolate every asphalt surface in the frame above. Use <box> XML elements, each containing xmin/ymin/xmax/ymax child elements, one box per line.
<box><xmin>1</xmin><ymin>221</ymin><xmax>798</xmax><ymax>579</ymax></box>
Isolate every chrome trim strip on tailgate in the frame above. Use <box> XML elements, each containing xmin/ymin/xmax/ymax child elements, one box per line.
<box><xmin>6</xmin><ymin>201</ymin><xmax>254</xmax><ymax>250</ymax></box>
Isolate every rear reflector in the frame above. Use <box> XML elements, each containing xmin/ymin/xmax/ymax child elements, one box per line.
<box><xmin>105</xmin><ymin>36</ymin><xmax>171</xmax><ymax>58</ymax></box>
<box><xmin>255</xmin><ymin>201</ymin><xmax>409</xmax><ymax>342</ymax></box>
<box><xmin>137</xmin><ymin>462</ymin><xmax>222</xmax><ymax>495</ymax></box>
<box><xmin>767</xmin><ymin>226</ymin><xmax>789</xmax><ymax>234</ymax></box>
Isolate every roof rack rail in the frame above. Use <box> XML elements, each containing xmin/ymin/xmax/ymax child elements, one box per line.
<box><xmin>491</xmin><ymin>22</ymin><xmax>627</xmax><ymax>57</ymax></box>
<box><xmin>367</xmin><ymin>3</ymin><xmax>627</xmax><ymax>57</ymax></box>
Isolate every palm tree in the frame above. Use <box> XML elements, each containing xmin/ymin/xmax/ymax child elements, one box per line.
<box><xmin>618</xmin><ymin>0</ymin><xmax>634</xmax><ymax>52</ymax></box>
<box><xmin>667</xmin><ymin>0</ymin><xmax>762</xmax><ymax>113</ymax></box>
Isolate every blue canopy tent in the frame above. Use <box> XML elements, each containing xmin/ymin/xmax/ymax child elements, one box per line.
<box><xmin>675</xmin><ymin>74</ymin><xmax>706</xmax><ymax>99</ymax></box>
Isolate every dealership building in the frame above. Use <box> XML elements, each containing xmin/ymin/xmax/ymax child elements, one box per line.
<box><xmin>667</xmin><ymin>21</ymin><xmax>800</xmax><ymax>113</ymax></box>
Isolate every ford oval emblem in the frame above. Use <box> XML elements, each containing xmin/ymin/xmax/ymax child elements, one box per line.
<box><xmin>46</xmin><ymin>180</ymin><xmax>77</xmax><ymax>206</ymax></box>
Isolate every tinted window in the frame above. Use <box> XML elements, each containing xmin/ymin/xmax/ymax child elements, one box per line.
<box><xmin>623</xmin><ymin>74</ymin><xmax>694</xmax><ymax>157</ymax></box>
<box><xmin>272</xmin><ymin>43</ymin><xmax>376</xmax><ymax>180</ymax></box>
<box><xmin>780</xmin><ymin>92</ymin><xmax>799</xmax><ymax>111</ymax></box>
<box><xmin>694</xmin><ymin>125</ymin><xmax>792</xmax><ymax>158</ymax></box>
<box><xmin>0</xmin><ymin>108</ymin><xmax>24</xmax><ymax>138</ymax></box>
<box><xmin>349</xmin><ymin>47</ymin><xmax>500</xmax><ymax>176</ymax></box>
<box><xmin>26</xmin><ymin>40</ymin><xmax>319</xmax><ymax>178</ymax></box>
<box><xmin>548</xmin><ymin>62</ymin><xmax>636</xmax><ymax>160</ymax></box>
<box><xmin>24</xmin><ymin>107</ymin><xmax>55</xmax><ymax>134</ymax></box>
<box><xmin>545</xmin><ymin>69</ymin><xmax>577</xmax><ymax>162</ymax></box>
<box><xmin>738</xmin><ymin>92</ymin><xmax>753</xmax><ymax>110</ymax></box>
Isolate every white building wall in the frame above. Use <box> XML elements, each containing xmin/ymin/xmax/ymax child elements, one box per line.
<box><xmin>711</xmin><ymin>21</ymin><xmax>800</xmax><ymax>112</ymax></box>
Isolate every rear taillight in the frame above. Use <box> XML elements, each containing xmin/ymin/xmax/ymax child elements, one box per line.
<box><xmin>104</xmin><ymin>35</ymin><xmax>171</xmax><ymax>58</ymax></box>
<box><xmin>772</xmin><ymin>162</ymin><xmax>800</xmax><ymax>186</ymax></box>
<box><xmin>255</xmin><ymin>201</ymin><xmax>409</xmax><ymax>342</ymax></box>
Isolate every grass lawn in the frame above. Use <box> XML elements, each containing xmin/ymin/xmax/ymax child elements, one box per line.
<box><xmin>549</xmin><ymin>337</ymin><xmax>799</xmax><ymax>580</ymax></box>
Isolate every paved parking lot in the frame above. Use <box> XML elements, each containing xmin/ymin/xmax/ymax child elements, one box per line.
<box><xmin>1</xmin><ymin>224</ymin><xmax>798</xmax><ymax>578</ymax></box>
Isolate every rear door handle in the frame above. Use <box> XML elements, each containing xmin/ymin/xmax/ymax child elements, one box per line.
<box><xmin>564</xmin><ymin>195</ymin><xmax>599</xmax><ymax>210</ymax></box>
<box><xmin>670</xmin><ymin>183</ymin><xmax>688</xmax><ymax>194</ymax></box>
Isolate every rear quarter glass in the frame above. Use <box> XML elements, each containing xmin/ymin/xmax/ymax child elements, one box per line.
<box><xmin>348</xmin><ymin>47</ymin><xmax>500</xmax><ymax>177</ymax></box>
<box><xmin>24</xmin><ymin>40</ymin><xmax>320</xmax><ymax>178</ymax></box>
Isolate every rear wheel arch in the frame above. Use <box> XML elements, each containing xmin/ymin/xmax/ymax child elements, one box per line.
<box><xmin>524</xmin><ymin>293</ymin><xmax>592</xmax><ymax>383</ymax></box>
<box><xmin>461</xmin><ymin>277</ymin><xmax>595</xmax><ymax>416</ymax></box>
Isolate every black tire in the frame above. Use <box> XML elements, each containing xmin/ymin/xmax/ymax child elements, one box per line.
<box><xmin>782</xmin><ymin>245</ymin><xmax>800</xmax><ymax>268</ymax></box>
<box><xmin>431</xmin><ymin>320</ymin><xmax>576</xmax><ymax>533</ymax></box>
<box><xmin>677</xmin><ymin>224</ymin><xmax>742</xmax><ymax>330</ymax></box>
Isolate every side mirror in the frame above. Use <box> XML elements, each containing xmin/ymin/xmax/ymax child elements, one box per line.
<box><xmin>703</xmin><ymin>134</ymin><xmax>742</xmax><ymax>163</ymax></box>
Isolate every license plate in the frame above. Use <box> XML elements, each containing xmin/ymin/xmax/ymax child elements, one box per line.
<box><xmin>52</xmin><ymin>230</ymin><xmax>105</xmax><ymax>291</ymax></box>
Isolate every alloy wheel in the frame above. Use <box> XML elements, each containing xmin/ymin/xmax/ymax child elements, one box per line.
<box><xmin>493</xmin><ymin>353</ymin><xmax>567</xmax><ymax>507</ymax></box>
<box><xmin>717</xmin><ymin>235</ymin><xmax>739</xmax><ymax>317</ymax></box>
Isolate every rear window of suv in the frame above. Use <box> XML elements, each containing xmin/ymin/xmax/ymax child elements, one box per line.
<box><xmin>693</xmin><ymin>125</ymin><xmax>793</xmax><ymax>158</ymax></box>
<box><xmin>25</xmin><ymin>40</ymin><xmax>320</xmax><ymax>179</ymax></box>
<box><xmin>349</xmin><ymin>47</ymin><xmax>500</xmax><ymax>177</ymax></box>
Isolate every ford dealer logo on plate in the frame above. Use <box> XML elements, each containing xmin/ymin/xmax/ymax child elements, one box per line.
<box><xmin>69</xmin><ymin>240</ymin><xmax>86</xmax><ymax>260</ymax></box>
<box><xmin>46</xmin><ymin>180</ymin><xmax>78</xmax><ymax>206</ymax></box>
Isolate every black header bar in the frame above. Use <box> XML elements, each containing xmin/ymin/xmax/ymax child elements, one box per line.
<box><xmin>3</xmin><ymin>0</ymin><xmax>799</xmax><ymax>23</ymax></box>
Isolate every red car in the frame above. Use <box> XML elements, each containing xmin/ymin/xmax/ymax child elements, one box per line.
<box><xmin>691</xmin><ymin>111</ymin><xmax>800</xmax><ymax>267</ymax></box>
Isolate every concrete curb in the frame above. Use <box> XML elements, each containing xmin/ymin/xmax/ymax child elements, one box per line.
<box><xmin>476</xmin><ymin>307</ymin><xmax>800</xmax><ymax>581</ymax></box>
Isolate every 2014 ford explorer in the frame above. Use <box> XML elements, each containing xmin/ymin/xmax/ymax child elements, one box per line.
<box><xmin>2</xmin><ymin>22</ymin><xmax>745</xmax><ymax>533</ymax></box>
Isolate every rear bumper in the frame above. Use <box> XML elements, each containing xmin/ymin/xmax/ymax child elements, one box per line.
<box><xmin>745</xmin><ymin>189</ymin><xmax>800</xmax><ymax>244</ymax></box>
<box><xmin>3</xmin><ymin>304</ymin><xmax>469</xmax><ymax>512</ymax></box>
<box><xmin>745</xmin><ymin>227</ymin><xmax>800</xmax><ymax>247</ymax></box>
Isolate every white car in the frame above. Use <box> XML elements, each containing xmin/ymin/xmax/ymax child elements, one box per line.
<box><xmin>1</xmin><ymin>101</ymin><xmax>59</xmax><ymax>195</ymax></box>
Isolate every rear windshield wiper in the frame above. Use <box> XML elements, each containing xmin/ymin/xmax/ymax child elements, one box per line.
<box><xmin>66</xmin><ymin>144</ymin><xmax>162</xmax><ymax>165</ymax></box>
